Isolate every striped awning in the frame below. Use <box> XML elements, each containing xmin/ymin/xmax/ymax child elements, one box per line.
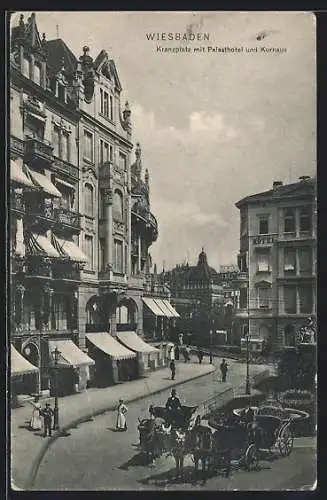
<box><xmin>25</xmin><ymin>167</ymin><xmax>62</xmax><ymax>198</ymax></box>
<box><xmin>52</xmin><ymin>235</ymin><xmax>88</xmax><ymax>263</ymax></box>
<box><xmin>142</xmin><ymin>298</ymin><xmax>165</xmax><ymax>317</ymax></box>
<box><xmin>162</xmin><ymin>300</ymin><xmax>180</xmax><ymax>318</ymax></box>
<box><xmin>26</xmin><ymin>232</ymin><xmax>60</xmax><ymax>258</ymax></box>
<box><xmin>10</xmin><ymin>160</ymin><xmax>34</xmax><ymax>187</ymax></box>
<box><xmin>11</xmin><ymin>345</ymin><xmax>39</xmax><ymax>377</ymax></box>
<box><xmin>49</xmin><ymin>340</ymin><xmax>95</xmax><ymax>368</ymax></box>
<box><xmin>153</xmin><ymin>299</ymin><xmax>175</xmax><ymax>318</ymax></box>
<box><xmin>117</xmin><ymin>331</ymin><xmax>159</xmax><ymax>354</ymax></box>
<box><xmin>86</xmin><ymin>332</ymin><xmax>137</xmax><ymax>361</ymax></box>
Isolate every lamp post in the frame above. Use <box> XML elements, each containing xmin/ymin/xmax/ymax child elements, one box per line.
<box><xmin>51</xmin><ymin>347</ymin><xmax>61</xmax><ymax>430</ymax></box>
<box><xmin>209</xmin><ymin>326</ymin><xmax>213</xmax><ymax>364</ymax></box>
<box><xmin>245</xmin><ymin>330</ymin><xmax>251</xmax><ymax>395</ymax></box>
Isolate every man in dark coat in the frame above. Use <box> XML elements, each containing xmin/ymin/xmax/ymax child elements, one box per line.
<box><xmin>165</xmin><ymin>388</ymin><xmax>182</xmax><ymax>426</ymax></box>
<box><xmin>220</xmin><ymin>359</ymin><xmax>228</xmax><ymax>382</ymax></box>
<box><xmin>41</xmin><ymin>402</ymin><xmax>54</xmax><ymax>437</ymax></box>
<box><xmin>170</xmin><ymin>360</ymin><xmax>176</xmax><ymax>380</ymax></box>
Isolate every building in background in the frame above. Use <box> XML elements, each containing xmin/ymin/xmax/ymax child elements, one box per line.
<box><xmin>235</xmin><ymin>176</ymin><xmax>317</xmax><ymax>351</ymax></box>
<box><xmin>9</xmin><ymin>13</ymin><xmax>160</xmax><ymax>395</ymax></box>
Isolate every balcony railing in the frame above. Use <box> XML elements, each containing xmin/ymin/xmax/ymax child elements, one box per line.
<box><xmin>129</xmin><ymin>274</ymin><xmax>145</xmax><ymax>288</ymax></box>
<box><xmin>52</xmin><ymin>157</ymin><xmax>79</xmax><ymax>180</ymax></box>
<box><xmin>25</xmin><ymin>137</ymin><xmax>53</xmax><ymax>164</ymax></box>
<box><xmin>54</xmin><ymin>207</ymin><xmax>81</xmax><ymax>230</ymax></box>
<box><xmin>10</xmin><ymin>191</ymin><xmax>25</xmax><ymax>213</ymax></box>
<box><xmin>52</xmin><ymin>263</ymin><xmax>81</xmax><ymax>281</ymax></box>
<box><xmin>252</xmin><ymin>234</ymin><xmax>277</xmax><ymax>246</ymax></box>
<box><xmin>25</xmin><ymin>259</ymin><xmax>52</xmax><ymax>278</ymax></box>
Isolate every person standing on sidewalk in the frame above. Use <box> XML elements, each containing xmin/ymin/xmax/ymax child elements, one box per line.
<box><xmin>170</xmin><ymin>359</ymin><xmax>176</xmax><ymax>380</ymax></box>
<box><xmin>116</xmin><ymin>399</ymin><xmax>128</xmax><ymax>431</ymax></box>
<box><xmin>29</xmin><ymin>395</ymin><xmax>42</xmax><ymax>431</ymax></box>
<box><xmin>197</xmin><ymin>348</ymin><xmax>203</xmax><ymax>364</ymax></box>
<box><xmin>220</xmin><ymin>359</ymin><xmax>228</xmax><ymax>382</ymax></box>
<box><xmin>40</xmin><ymin>403</ymin><xmax>54</xmax><ymax>437</ymax></box>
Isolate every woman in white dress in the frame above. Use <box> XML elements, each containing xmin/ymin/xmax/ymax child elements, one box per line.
<box><xmin>29</xmin><ymin>395</ymin><xmax>42</xmax><ymax>431</ymax></box>
<box><xmin>116</xmin><ymin>399</ymin><xmax>128</xmax><ymax>431</ymax></box>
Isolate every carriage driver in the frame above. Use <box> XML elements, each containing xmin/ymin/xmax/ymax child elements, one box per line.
<box><xmin>165</xmin><ymin>388</ymin><xmax>182</xmax><ymax>425</ymax></box>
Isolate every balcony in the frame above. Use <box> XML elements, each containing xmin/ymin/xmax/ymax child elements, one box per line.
<box><xmin>278</xmin><ymin>230</ymin><xmax>315</xmax><ymax>243</ymax></box>
<box><xmin>52</xmin><ymin>157</ymin><xmax>79</xmax><ymax>180</ymax></box>
<box><xmin>52</xmin><ymin>263</ymin><xmax>81</xmax><ymax>281</ymax></box>
<box><xmin>25</xmin><ymin>259</ymin><xmax>53</xmax><ymax>279</ymax></box>
<box><xmin>25</xmin><ymin>200</ymin><xmax>56</xmax><ymax>228</ymax></box>
<box><xmin>10</xmin><ymin>136</ymin><xmax>25</xmax><ymax>156</ymax></box>
<box><xmin>131</xmin><ymin>207</ymin><xmax>158</xmax><ymax>241</ymax></box>
<box><xmin>10</xmin><ymin>191</ymin><xmax>25</xmax><ymax>214</ymax></box>
<box><xmin>129</xmin><ymin>274</ymin><xmax>145</xmax><ymax>289</ymax></box>
<box><xmin>53</xmin><ymin>207</ymin><xmax>81</xmax><ymax>232</ymax></box>
<box><xmin>25</xmin><ymin>137</ymin><xmax>53</xmax><ymax>166</ymax></box>
<box><xmin>252</xmin><ymin>234</ymin><xmax>277</xmax><ymax>247</ymax></box>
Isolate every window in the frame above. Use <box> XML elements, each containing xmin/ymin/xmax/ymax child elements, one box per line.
<box><xmin>284</xmin><ymin>248</ymin><xmax>296</xmax><ymax>274</ymax></box>
<box><xmin>284</xmin><ymin>286</ymin><xmax>297</xmax><ymax>314</ymax></box>
<box><xmin>299</xmin><ymin>285</ymin><xmax>313</xmax><ymax>314</ymax></box>
<box><xmin>113</xmin><ymin>190</ymin><xmax>123</xmax><ymax>220</ymax></box>
<box><xmin>299</xmin><ymin>248</ymin><xmax>312</xmax><ymax>275</ymax></box>
<box><xmin>104</xmin><ymin>92</ymin><xmax>109</xmax><ymax>117</ymax></box>
<box><xmin>84</xmin><ymin>235</ymin><xmax>94</xmax><ymax>269</ymax></box>
<box><xmin>258</xmin><ymin>216</ymin><xmax>269</xmax><ymax>235</ymax></box>
<box><xmin>99</xmin><ymin>189</ymin><xmax>104</xmax><ymax>219</ymax></box>
<box><xmin>57</xmin><ymin>184</ymin><xmax>73</xmax><ymax>210</ymax></box>
<box><xmin>114</xmin><ymin>239</ymin><xmax>123</xmax><ymax>273</ymax></box>
<box><xmin>100</xmin><ymin>89</ymin><xmax>111</xmax><ymax>118</ymax></box>
<box><xmin>83</xmin><ymin>130</ymin><xmax>93</xmax><ymax>161</ymax></box>
<box><xmin>257</xmin><ymin>250</ymin><xmax>270</xmax><ymax>272</ymax></box>
<box><xmin>53</xmin><ymin>296</ymin><xmax>67</xmax><ymax>330</ymax></box>
<box><xmin>24</xmin><ymin>116</ymin><xmax>44</xmax><ymax>140</ymax></box>
<box><xmin>99</xmin><ymin>139</ymin><xmax>110</xmax><ymax>164</ymax></box>
<box><xmin>58</xmin><ymin>84</ymin><xmax>66</xmax><ymax>102</ymax></box>
<box><xmin>240</xmin><ymin>210</ymin><xmax>248</xmax><ymax>237</ymax></box>
<box><xmin>109</xmin><ymin>95</ymin><xmax>114</xmax><ymax>120</ymax></box>
<box><xmin>99</xmin><ymin>238</ymin><xmax>105</xmax><ymax>271</ymax></box>
<box><xmin>284</xmin><ymin>209</ymin><xmax>295</xmax><ymax>233</ymax></box>
<box><xmin>119</xmin><ymin>152</ymin><xmax>127</xmax><ymax>171</ymax></box>
<box><xmin>257</xmin><ymin>287</ymin><xmax>271</xmax><ymax>309</ymax></box>
<box><xmin>239</xmin><ymin>288</ymin><xmax>247</xmax><ymax>309</ymax></box>
<box><xmin>34</xmin><ymin>64</ymin><xmax>41</xmax><ymax>86</ymax></box>
<box><xmin>300</xmin><ymin>206</ymin><xmax>312</xmax><ymax>232</ymax></box>
<box><xmin>61</xmin><ymin>133</ymin><xmax>70</xmax><ymax>162</ymax></box>
<box><xmin>52</xmin><ymin>127</ymin><xmax>60</xmax><ymax>158</ymax></box>
<box><xmin>22</xmin><ymin>56</ymin><xmax>30</xmax><ymax>78</ymax></box>
<box><xmin>84</xmin><ymin>183</ymin><xmax>94</xmax><ymax>217</ymax></box>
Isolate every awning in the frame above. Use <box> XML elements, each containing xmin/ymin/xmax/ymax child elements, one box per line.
<box><xmin>52</xmin><ymin>235</ymin><xmax>88</xmax><ymax>263</ymax></box>
<box><xmin>161</xmin><ymin>299</ymin><xmax>180</xmax><ymax>318</ymax></box>
<box><xmin>153</xmin><ymin>299</ymin><xmax>175</xmax><ymax>318</ymax></box>
<box><xmin>142</xmin><ymin>297</ymin><xmax>165</xmax><ymax>317</ymax></box>
<box><xmin>117</xmin><ymin>331</ymin><xmax>159</xmax><ymax>354</ymax></box>
<box><xmin>55</xmin><ymin>177</ymin><xmax>75</xmax><ymax>189</ymax></box>
<box><xmin>11</xmin><ymin>345</ymin><xmax>39</xmax><ymax>377</ymax></box>
<box><xmin>26</xmin><ymin>232</ymin><xmax>60</xmax><ymax>258</ymax></box>
<box><xmin>25</xmin><ymin>167</ymin><xmax>62</xmax><ymax>198</ymax></box>
<box><xmin>10</xmin><ymin>160</ymin><xmax>35</xmax><ymax>187</ymax></box>
<box><xmin>49</xmin><ymin>340</ymin><xmax>95</xmax><ymax>368</ymax></box>
<box><xmin>86</xmin><ymin>332</ymin><xmax>137</xmax><ymax>361</ymax></box>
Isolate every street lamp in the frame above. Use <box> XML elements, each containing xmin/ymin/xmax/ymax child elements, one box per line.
<box><xmin>51</xmin><ymin>347</ymin><xmax>61</xmax><ymax>430</ymax></box>
<box><xmin>245</xmin><ymin>330</ymin><xmax>251</xmax><ymax>395</ymax></box>
<box><xmin>209</xmin><ymin>326</ymin><xmax>213</xmax><ymax>364</ymax></box>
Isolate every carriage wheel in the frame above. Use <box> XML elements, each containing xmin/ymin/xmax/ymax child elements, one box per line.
<box><xmin>278</xmin><ymin>428</ymin><xmax>294</xmax><ymax>457</ymax></box>
<box><xmin>244</xmin><ymin>444</ymin><xmax>259</xmax><ymax>471</ymax></box>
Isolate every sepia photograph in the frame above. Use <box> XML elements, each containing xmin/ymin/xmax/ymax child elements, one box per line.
<box><xmin>8</xmin><ymin>10</ymin><xmax>317</xmax><ymax>491</ymax></box>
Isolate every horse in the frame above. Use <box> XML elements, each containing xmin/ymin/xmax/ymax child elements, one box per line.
<box><xmin>138</xmin><ymin>417</ymin><xmax>165</xmax><ymax>463</ymax></box>
<box><xmin>187</xmin><ymin>416</ymin><xmax>213</xmax><ymax>482</ymax></box>
<box><xmin>162</xmin><ymin>426</ymin><xmax>189</xmax><ymax>480</ymax></box>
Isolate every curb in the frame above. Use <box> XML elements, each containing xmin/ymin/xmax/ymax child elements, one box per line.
<box><xmin>25</xmin><ymin>363</ymin><xmax>216</xmax><ymax>490</ymax></box>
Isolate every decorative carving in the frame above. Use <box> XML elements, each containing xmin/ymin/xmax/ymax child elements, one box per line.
<box><xmin>113</xmin><ymin>220</ymin><xmax>125</xmax><ymax>234</ymax></box>
<box><xmin>79</xmin><ymin>46</ymin><xmax>95</xmax><ymax>103</ymax></box>
<box><xmin>103</xmin><ymin>188</ymin><xmax>113</xmax><ymax>205</ymax></box>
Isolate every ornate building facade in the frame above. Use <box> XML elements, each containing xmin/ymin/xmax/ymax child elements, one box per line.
<box><xmin>235</xmin><ymin>176</ymin><xmax>317</xmax><ymax>350</ymax></box>
<box><xmin>10</xmin><ymin>13</ymin><xmax>159</xmax><ymax>395</ymax></box>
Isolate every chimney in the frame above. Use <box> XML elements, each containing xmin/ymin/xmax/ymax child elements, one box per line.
<box><xmin>299</xmin><ymin>175</ymin><xmax>311</xmax><ymax>181</ymax></box>
<box><xmin>273</xmin><ymin>181</ymin><xmax>283</xmax><ymax>188</ymax></box>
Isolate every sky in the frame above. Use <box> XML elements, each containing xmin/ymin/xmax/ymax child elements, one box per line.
<box><xmin>11</xmin><ymin>11</ymin><xmax>316</xmax><ymax>271</ymax></box>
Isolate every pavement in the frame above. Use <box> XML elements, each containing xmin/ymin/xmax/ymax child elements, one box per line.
<box><xmin>11</xmin><ymin>356</ymin><xmax>272</xmax><ymax>490</ymax></box>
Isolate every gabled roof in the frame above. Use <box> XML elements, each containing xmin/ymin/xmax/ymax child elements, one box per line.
<box><xmin>44</xmin><ymin>39</ymin><xmax>78</xmax><ymax>75</ymax></box>
<box><xmin>235</xmin><ymin>178</ymin><xmax>316</xmax><ymax>209</ymax></box>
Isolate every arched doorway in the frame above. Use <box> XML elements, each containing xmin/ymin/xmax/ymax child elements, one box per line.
<box><xmin>284</xmin><ymin>324</ymin><xmax>296</xmax><ymax>346</ymax></box>
<box><xmin>116</xmin><ymin>298</ymin><xmax>138</xmax><ymax>331</ymax></box>
<box><xmin>20</xmin><ymin>341</ymin><xmax>40</xmax><ymax>394</ymax></box>
<box><xmin>85</xmin><ymin>296</ymin><xmax>107</xmax><ymax>333</ymax></box>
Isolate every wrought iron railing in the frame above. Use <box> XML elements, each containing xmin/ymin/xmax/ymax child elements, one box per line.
<box><xmin>54</xmin><ymin>207</ymin><xmax>81</xmax><ymax>229</ymax></box>
<box><xmin>10</xmin><ymin>191</ymin><xmax>25</xmax><ymax>212</ymax></box>
<box><xmin>25</xmin><ymin>137</ymin><xmax>53</xmax><ymax>163</ymax></box>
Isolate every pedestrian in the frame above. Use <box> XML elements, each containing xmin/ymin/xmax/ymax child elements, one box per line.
<box><xmin>197</xmin><ymin>348</ymin><xmax>203</xmax><ymax>364</ymax></box>
<box><xmin>170</xmin><ymin>359</ymin><xmax>176</xmax><ymax>380</ymax></box>
<box><xmin>185</xmin><ymin>345</ymin><xmax>191</xmax><ymax>362</ymax></box>
<box><xmin>220</xmin><ymin>359</ymin><xmax>228</xmax><ymax>382</ymax></box>
<box><xmin>116</xmin><ymin>399</ymin><xmax>128</xmax><ymax>431</ymax></box>
<box><xmin>40</xmin><ymin>402</ymin><xmax>54</xmax><ymax>437</ymax></box>
<box><xmin>174</xmin><ymin>344</ymin><xmax>180</xmax><ymax>361</ymax></box>
<box><xmin>29</xmin><ymin>395</ymin><xmax>42</xmax><ymax>431</ymax></box>
<box><xmin>209</xmin><ymin>351</ymin><xmax>213</xmax><ymax>364</ymax></box>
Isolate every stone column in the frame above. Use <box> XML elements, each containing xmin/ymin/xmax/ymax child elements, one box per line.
<box><xmin>138</xmin><ymin>234</ymin><xmax>141</xmax><ymax>273</ymax></box>
<box><xmin>43</xmin><ymin>284</ymin><xmax>54</xmax><ymax>330</ymax></box>
<box><xmin>16</xmin><ymin>284</ymin><xmax>25</xmax><ymax>328</ymax></box>
<box><xmin>296</xmin><ymin>286</ymin><xmax>300</xmax><ymax>315</ymax></box>
<box><xmin>30</xmin><ymin>54</ymin><xmax>35</xmax><ymax>81</ymax></box>
<box><xmin>295</xmin><ymin>207</ymin><xmax>300</xmax><ymax>238</ymax></box>
<box><xmin>104</xmin><ymin>188</ymin><xmax>113</xmax><ymax>280</ymax></box>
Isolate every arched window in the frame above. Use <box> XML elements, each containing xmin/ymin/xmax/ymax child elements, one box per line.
<box><xmin>113</xmin><ymin>189</ymin><xmax>123</xmax><ymax>220</ymax></box>
<box><xmin>34</xmin><ymin>64</ymin><xmax>41</xmax><ymax>86</ymax></box>
<box><xmin>22</xmin><ymin>56</ymin><xmax>30</xmax><ymax>79</ymax></box>
<box><xmin>84</xmin><ymin>183</ymin><xmax>94</xmax><ymax>217</ymax></box>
